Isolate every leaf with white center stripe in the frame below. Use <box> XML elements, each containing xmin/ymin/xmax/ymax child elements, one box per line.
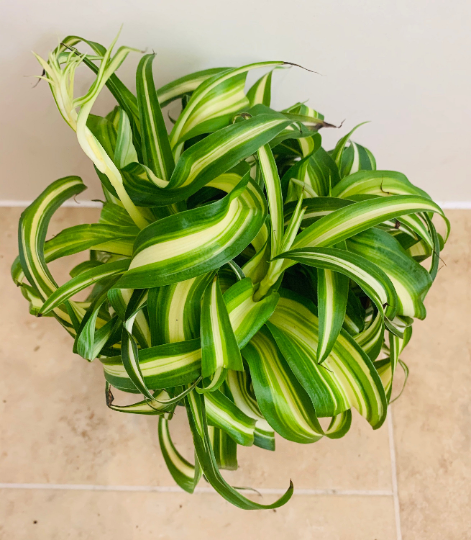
<box><xmin>159</xmin><ymin>416</ymin><xmax>201</xmax><ymax>493</ymax></box>
<box><xmin>115</xmin><ymin>174</ymin><xmax>267</xmax><ymax>289</ymax></box>
<box><xmin>283</xmin><ymin>197</ymin><xmax>353</xmax><ymax>228</ymax></box>
<box><xmin>114</xmin><ymin>108</ymin><xmax>138</xmax><ymax>169</ymax></box>
<box><xmin>330</xmin><ymin>123</ymin><xmax>369</xmax><ymax>170</ymax></box>
<box><xmin>204</xmin><ymin>389</ymin><xmax>256</xmax><ymax>446</ymax></box>
<box><xmin>157</xmin><ymin>67</ymin><xmax>231</xmax><ymax>107</ymax></box>
<box><xmin>136</xmin><ymin>54</ymin><xmax>175</xmax><ymax>180</ymax></box>
<box><xmin>209</xmin><ymin>427</ymin><xmax>238</xmax><ymax>470</ymax></box>
<box><xmin>169</xmin><ymin>62</ymin><xmax>284</xmax><ymax>148</ymax></box>
<box><xmin>292</xmin><ymin>195</ymin><xmax>447</xmax><ymax>252</ymax></box>
<box><xmin>325</xmin><ymin>410</ymin><xmax>352</xmax><ymax>439</ymax></box>
<box><xmin>40</xmin><ymin>259</ymin><xmax>130</xmax><ymax>315</ymax></box>
<box><xmin>224</xmin><ymin>278</ymin><xmax>279</xmax><ymax>347</ymax></box>
<box><xmin>120</xmin><ymin>289</ymin><xmax>154</xmax><ymax>399</ymax></box>
<box><xmin>347</xmin><ymin>228</ymin><xmax>432</xmax><ymax>319</ymax></box>
<box><xmin>243</xmin><ymin>325</ymin><xmax>324</xmax><ymax>443</ymax></box>
<box><xmin>102</xmin><ymin>277</ymin><xmax>278</xmax><ymax>393</ymax></box>
<box><xmin>58</xmin><ymin>36</ymin><xmax>141</xmax><ymax>144</ymax></box>
<box><xmin>174</xmin><ymin>72</ymin><xmax>249</xmax><ymax>144</ymax></box>
<box><xmin>108</xmin><ymin>288</ymin><xmax>150</xmax><ymax>348</ymax></box>
<box><xmin>121</xmin><ymin>112</ymin><xmax>292</xmax><ymax>207</ymax></box>
<box><xmin>257</xmin><ymin>144</ymin><xmax>284</xmax><ymax>257</ymax></box>
<box><xmin>268</xmin><ymin>290</ymin><xmax>387</xmax><ymax>427</ymax></box>
<box><xmin>339</xmin><ymin>140</ymin><xmax>376</xmax><ymax>177</ymax></box>
<box><xmin>18</xmin><ymin>176</ymin><xmax>87</xmax><ymax>334</ymax></box>
<box><xmin>101</xmin><ymin>338</ymin><xmax>202</xmax><ymax>393</ymax></box>
<box><xmin>316</xmin><ymin>267</ymin><xmax>349</xmax><ymax>364</ymax></box>
<box><xmin>14</xmin><ymin>38</ymin><xmax>449</xmax><ymax>509</ymax></box>
<box><xmin>106</xmin><ymin>382</ymin><xmax>174</xmax><ymax>416</ymax></box>
<box><xmin>186</xmin><ymin>390</ymin><xmax>293</xmax><ymax>509</ymax></box>
<box><xmin>283</xmin><ymin>102</ymin><xmax>325</xmax><ymax>158</ymax></box>
<box><xmin>274</xmin><ymin>247</ymin><xmax>398</xmax><ymax>319</ymax></box>
<box><xmin>74</xmin><ymin>285</ymin><xmax>121</xmax><ymax>361</ymax></box>
<box><xmin>283</xmin><ymin>147</ymin><xmax>333</xmax><ymax>202</ymax></box>
<box><xmin>199</xmin><ymin>274</ymin><xmax>243</xmax><ymax>392</ymax></box>
<box><xmin>225</xmin><ymin>370</ymin><xmax>276</xmax><ymax>451</ymax></box>
<box><xmin>332</xmin><ymin>170</ymin><xmax>430</xmax><ymax>200</ymax></box>
<box><xmin>247</xmin><ymin>71</ymin><xmax>273</xmax><ymax>107</ymax></box>
<box><xmin>147</xmin><ymin>273</ymin><xmax>213</xmax><ymax>345</ymax></box>
<box><xmin>354</xmin><ymin>308</ymin><xmax>384</xmax><ymax>361</ymax></box>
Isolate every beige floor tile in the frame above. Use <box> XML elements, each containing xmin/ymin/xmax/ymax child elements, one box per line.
<box><xmin>0</xmin><ymin>488</ymin><xmax>397</xmax><ymax>540</ymax></box>
<box><xmin>393</xmin><ymin>210</ymin><xmax>471</xmax><ymax>540</ymax></box>
<box><xmin>0</xmin><ymin>207</ymin><xmax>393</xmax><ymax>492</ymax></box>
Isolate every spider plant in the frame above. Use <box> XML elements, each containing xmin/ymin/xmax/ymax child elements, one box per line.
<box><xmin>12</xmin><ymin>33</ymin><xmax>449</xmax><ymax>510</ymax></box>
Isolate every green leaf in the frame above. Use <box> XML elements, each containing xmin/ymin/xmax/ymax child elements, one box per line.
<box><xmin>209</xmin><ymin>427</ymin><xmax>238</xmax><ymax>470</ymax></box>
<box><xmin>159</xmin><ymin>416</ymin><xmax>201</xmax><ymax>493</ymax></box>
<box><xmin>247</xmin><ymin>71</ymin><xmax>273</xmax><ymax>107</ymax></box>
<box><xmin>330</xmin><ymin>123</ymin><xmax>369</xmax><ymax>168</ymax></box>
<box><xmin>40</xmin><ymin>259</ymin><xmax>130</xmax><ymax>315</ymax></box>
<box><xmin>293</xmin><ymin>195</ymin><xmax>446</xmax><ymax>251</ymax></box>
<box><xmin>136</xmin><ymin>54</ymin><xmax>175</xmax><ymax>180</ymax></box>
<box><xmin>186</xmin><ymin>390</ymin><xmax>293</xmax><ymax>509</ymax></box>
<box><xmin>199</xmin><ymin>274</ymin><xmax>244</xmax><ymax>392</ymax></box>
<box><xmin>204</xmin><ymin>389</ymin><xmax>256</xmax><ymax>446</ymax></box>
<box><xmin>115</xmin><ymin>174</ymin><xmax>267</xmax><ymax>288</ymax></box>
<box><xmin>244</xmin><ymin>326</ymin><xmax>324</xmax><ymax>443</ymax></box>
<box><xmin>18</xmin><ymin>176</ymin><xmax>86</xmax><ymax>333</ymax></box>
<box><xmin>316</xmin><ymin>267</ymin><xmax>349</xmax><ymax>364</ymax></box>
<box><xmin>347</xmin><ymin>228</ymin><xmax>432</xmax><ymax>318</ymax></box>
<box><xmin>275</xmin><ymin>246</ymin><xmax>398</xmax><ymax>319</ymax></box>
<box><xmin>157</xmin><ymin>67</ymin><xmax>231</xmax><ymax>107</ymax></box>
<box><xmin>121</xmin><ymin>112</ymin><xmax>292</xmax><ymax>207</ymax></box>
<box><xmin>339</xmin><ymin>141</ymin><xmax>376</xmax><ymax>177</ymax></box>
<box><xmin>268</xmin><ymin>290</ymin><xmax>387</xmax><ymax>427</ymax></box>
<box><xmin>147</xmin><ymin>273</ymin><xmax>213</xmax><ymax>345</ymax></box>
<box><xmin>170</xmin><ymin>62</ymin><xmax>284</xmax><ymax>148</ymax></box>
<box><xmin>258</xmin><ymin>144</ymin><xmax>284</xmax><ymax>257</ymax></box>
<box><xmin>16</xmin><ymin>39</ymin><xmax>449</xmax><ymax>510</ymax></box>
<box><xmin>226</xmin><ymin>370</ymin><xmax>276</xmax><ymax>451</ymax></box>
<box><xmin>332</xmin><ymin>170</ymin><xmax>431</xmax><ymax>200</ymax></box>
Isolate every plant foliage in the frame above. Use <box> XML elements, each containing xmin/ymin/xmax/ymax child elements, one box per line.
<box><xmin>12</xmin><ymin>34</ymin><xmax>449</xmax><ymax>509</ymax></box>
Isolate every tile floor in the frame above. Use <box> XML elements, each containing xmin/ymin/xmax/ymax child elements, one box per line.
<box><xmin>0</xmin><ymin>207</ymin><xmax>469</xmax><ymax>539</ymax></box>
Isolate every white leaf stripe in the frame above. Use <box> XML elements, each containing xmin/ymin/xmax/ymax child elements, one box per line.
<box><xmin>204</xmin><ymin>390</ymin><xmax>256</xmax><ymax>446</ymax></box>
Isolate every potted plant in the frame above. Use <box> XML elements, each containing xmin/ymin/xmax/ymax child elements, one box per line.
<box><xmin>12</xmin><ymin>33</ymin><xmax>449</xmax><ymax>509</ymax></box>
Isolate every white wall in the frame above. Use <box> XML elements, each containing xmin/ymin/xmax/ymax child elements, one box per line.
<box><xmin>1</xmin><ymin>0</ymin><xmax>470</xmax><ymax>203</ymax></box>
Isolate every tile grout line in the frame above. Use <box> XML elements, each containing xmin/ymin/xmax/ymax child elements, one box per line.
<box><xmin>388</xmin><ymin>409</ymin><xmax>403</xmax><ymax>540</ymax></box>
<box><xmin>0</xmin><ymin>483</ymin><xmax>393</xmax><ymax>497</ymax></box>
